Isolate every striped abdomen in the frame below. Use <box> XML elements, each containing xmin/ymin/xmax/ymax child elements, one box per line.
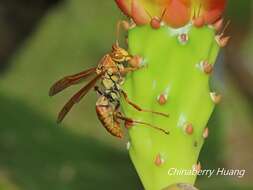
<box><xmin>96</xmin><ymin>105</ymin><xmax>123</xmax><ymax>138</ymax></box>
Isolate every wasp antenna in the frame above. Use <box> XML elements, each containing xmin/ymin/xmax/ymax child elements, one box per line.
<box><xmin>116</xmin><ymin>20</ymin><xmax>131</xmax><ymax>47</ymax></box>
<box><xmin>116</xmin><ymin>20</ymin><xmax>121</xmax><ymax>47</ymax></box>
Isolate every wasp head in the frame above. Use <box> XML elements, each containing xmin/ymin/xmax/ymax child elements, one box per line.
<box><xmin>111</xmin><ymin>44</ymin><xmax>132</xmax><ymax>62</ymax></box>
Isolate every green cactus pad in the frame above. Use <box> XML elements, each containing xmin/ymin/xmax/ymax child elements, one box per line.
<box><xmin>121</xmin><ymin>24</ymin><xmax>220</xmax><ymax>190</ymax></box>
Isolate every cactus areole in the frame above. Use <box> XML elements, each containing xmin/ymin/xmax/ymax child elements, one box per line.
<box><xmin>115</xmin><ymin>0</ymin><xmax>228</xmax><ymax>189</ymax></box>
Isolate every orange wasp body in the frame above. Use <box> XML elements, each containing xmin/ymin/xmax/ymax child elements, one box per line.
<box><xmin>95</xmin><ymin>96</ymin><xmax>123</xmax><ymax>138</ymax></box>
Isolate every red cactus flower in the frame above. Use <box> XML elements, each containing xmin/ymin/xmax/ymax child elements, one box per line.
<box><xmin>201</xmin><ymin>0</ymin><xmax>227</xmax><ymax>24</ymax></box>
<box><xmin>115</xmin><ymin>0</ymin><xmax>227</xmax><ymax>28</ymax></box>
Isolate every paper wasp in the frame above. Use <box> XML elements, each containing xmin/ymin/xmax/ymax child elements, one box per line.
<box><xmin>49</xmin><ymin>21</ymin><xmax>169</xmax><ymax>138</ymax></box>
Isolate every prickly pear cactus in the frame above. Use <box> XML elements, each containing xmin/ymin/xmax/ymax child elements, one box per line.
<box><xmin>122</xmin><ymin>24</ymin><xmax>219</xmax><ymax>190</ymax></box>
<box><xmin>115</xmin><ymin>0</ymin><xmax>227</xmax><ymax>189</ymax></box>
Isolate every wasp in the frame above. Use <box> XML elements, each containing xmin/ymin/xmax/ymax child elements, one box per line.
<box><xmin>49</xmin><ymin>21</ymin><xmax>169</xmax><ymax>138</ymax></box>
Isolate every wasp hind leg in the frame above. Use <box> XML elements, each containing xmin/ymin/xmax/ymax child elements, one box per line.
<box><xmin>120</xmin><ymin>90</ymin><xmax>169</xmax><ymax>118</ymax></box>
<box><xmin>115</xmin><ymin>111</ymin><xmax>169</xmax><ymax>135</ymax></box>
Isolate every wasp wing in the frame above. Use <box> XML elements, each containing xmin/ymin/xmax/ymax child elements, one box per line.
<box><xmin>57</xmin><ymin>73</ymin><xmax>103</xmax><ymax>123</ymax></box>
<box><xmin>49</xmin><ymin>67</ymin><xmax>97</xmax><ymax>96</ymax></box>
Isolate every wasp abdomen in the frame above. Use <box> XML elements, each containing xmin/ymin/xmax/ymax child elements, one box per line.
<box><xmin>96</xmin><ymin>105</ymin><xmax>123</xmax><ymax>138</ymax></box>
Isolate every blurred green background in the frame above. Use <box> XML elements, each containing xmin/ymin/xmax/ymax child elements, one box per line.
<box><xmin>0</xmin><ymin>0</ymin><xmax>252</xmax><ymax>189</ymax></box>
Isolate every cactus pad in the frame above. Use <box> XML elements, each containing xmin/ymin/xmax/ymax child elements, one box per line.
<box><xmin>121</xmin><ymin>24</ymin><xmax>220</xmax><ymax>190</ymax></box>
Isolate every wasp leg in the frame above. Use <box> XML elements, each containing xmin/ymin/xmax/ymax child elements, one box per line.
<box><xmin>120</xmin><ymin>90</ymin><xmax>169</xmax><ymax>118</ymax></box>
<box><xmin>119</xmin><ymin>67</ymin><xmax>139</xmax><ymax>75</ymax></box>
<box><xmin>116</xmin><ymin>20</ymin><xmax>132</xmax><ymax>46</ymax></box>
<box><xmin>115</xmin><ymin>112</ymin><xmax>169</xmax><ymax>135</ymax></box>
<box><xmin>119</xmin><ymin>56</ymin><xmax>145</xmax><ymax>75</ymax></box>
